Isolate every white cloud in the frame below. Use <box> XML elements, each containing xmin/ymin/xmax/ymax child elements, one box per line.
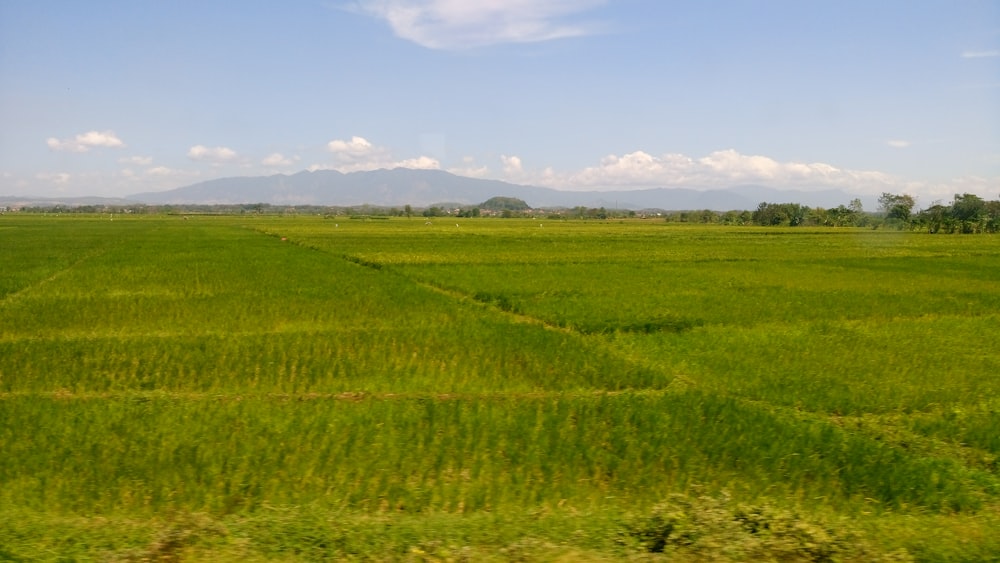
<box><xmin>502</xmin><ymin>148</ymin><xmax>902</xmax><ymax>196</ymax></box>
<box><xmin>447</xmin><ymin>156</ymin><xmax>489</xmax><ymax>177</ymax></box>
<box><xmin>961</xmin><ymin>50</ymin><xmax>1000</xmax><ymax>58</ymax></box>
<box><xmin>322</xmin><ymin>135</ymin><xmax>447</xmax><ymax>172</ymax></box>
<box><xmin>325</xmin><ymin>136</ymin><xmax>390</xmax><ymax>171</ymax></box>
<box><xmin>561</xmin><ymin>151</ymin><xmax>689</xmax><ymax>186</ymax></box>
<box><xmin>394</xmin><ymin>155</ymin><xmax>440</xmax><ymax>169</ymax></box>
<box><xmin>262</xmin><ymin>153</ymin><xmax>298</xmax><ymax>167</ymax></box>
<box><xmin>47</xmin><ymin>130</ymin><xmax>125</xmax><ymax>152</ymax></box>
<box><xmin>357</xmin><ymin>0</ymin><xmax>606</xmax><ymax>49</ymax></box>
<box><xmin>698</xmin><ymin>150</ymin><xmax>781</xmax><ymax>180</ymax></box>
<box><xmin>187</xmin><ymin>145</ymin><xmax>238</xmax><ymax>162</ymax></box>
<box><xmin>887</xmin><ymin>140</ymin><xmax>911</xmax><ymax>149</ymax></box>
<box><xmin>146</xmin><ymin>166</ymin><xmax>180</xmax><ymax>177</ymax></box>
<box><xmin>327</xmin><ymin>136</ymin><xmax>378</xmax><ymax>158</ymax></box>
<box><xmin>501</xmin><ymin>154</ymin><xmax>523</xmax><ymax>175</ymax></box>
<box><xmin>119</xmin><ymin>155</ymin><xmax>153</xmax><ymax>166</ymax></box>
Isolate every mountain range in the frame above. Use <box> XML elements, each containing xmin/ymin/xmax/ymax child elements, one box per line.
<box><xmin>6</xmin><ymin>168</ymin><xmax>876</xmax><ymax>211</ymax></box>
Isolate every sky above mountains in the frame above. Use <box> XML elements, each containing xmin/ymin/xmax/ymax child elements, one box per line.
<box><xmin>1</xmin><ymin>1</ymin><xmax>997</xmax><ymax>205</ymax></box>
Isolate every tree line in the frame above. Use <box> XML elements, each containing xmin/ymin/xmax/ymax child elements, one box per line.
<box><xmin>9</xmin><ymin>192</ymin><xmax>998</xmax><ymax>233</ymax></box>
<box><xmin>663</xmin><ymin>193</ymin><xmax>999</xmax><ymax>233</ymax></box>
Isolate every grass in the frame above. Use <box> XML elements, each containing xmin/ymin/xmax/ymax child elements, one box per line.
<box><xmin>6</xmin><ymin>391</ymin><xmax>987</xmax><ymax>514</ymax></box>
<box><xmin>2</xmin><ymin>214</ymin><xmax>999</xmax><ymax>560</ymax></box>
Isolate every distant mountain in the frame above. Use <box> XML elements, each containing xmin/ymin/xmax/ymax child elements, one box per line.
<box><xmin>125</xmin><ymin>168</ymin><xmax>873</xmax><ymax>211</ymax></box>
<box><xmin>128</xmin><ymin>169</ymin><xmax>547</xmax><ymax>207</ymax></box>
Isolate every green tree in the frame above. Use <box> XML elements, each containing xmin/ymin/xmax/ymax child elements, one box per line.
<box><xmin>985</xmin><ymin>200</ymin><xmax>1000</xmax><ymax>233</ymax></box>
<box><xmin>698</xmin><ymin>209</ymin><xmax>718</xmax><ymax>223</ymax></box>
<box><xmin>752</xmin><ymin>202</ymin><xmax>807</xmax><ymax>226</ymax></box>
<box><xmin>807</xmin><ymin>207</ymin><xmax>830</xmax><ymax>226</ymax></box>
<box><xmin>752</xmin><ymin>202</ymin><xmax>781</xmax><ymax>225</ymax></box>
<box><xmin>916</xmin><ymin>204</ymin><xmax>953</xmax><ymax>233</ymax></box>
<box><xmin>825</xmin><ymin>204</ymin><xmax>859</xmax><ymax>227</ymax></box>
<box><xmin>720</xmin><ymin>210</ymin><xmax>742</xmax><ymax>225</ymax></box>
<box><xmin>951</xmin><ymin>193</ymin><xmax>985</xmax><ymax>232</ymax></box>
<box><xmin>878</xmin><ymin>192</ymin><xmax>916</xmax><ymax>221</ymax></box>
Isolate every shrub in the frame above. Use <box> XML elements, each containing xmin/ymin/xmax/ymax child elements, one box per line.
<box><xmin>622</xmin><ymin>492</ymin><xmax>914</xmax><ymax>561</ymax></box>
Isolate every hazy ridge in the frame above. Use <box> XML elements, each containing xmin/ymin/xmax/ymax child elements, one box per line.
<box><xmin>5</xmin><ymin>168</ymin><xmax>873</xmax><ymax>211</ymax></box>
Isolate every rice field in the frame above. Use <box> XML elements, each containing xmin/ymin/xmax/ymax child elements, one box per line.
<box><xmin>2</xmin><ymin>214</ymin><xmax>999</xmax><ymax>561</ymax></box>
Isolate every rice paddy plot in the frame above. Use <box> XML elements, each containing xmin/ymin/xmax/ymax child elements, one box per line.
<box><xmin>2</xmin><ymin>214</ymin><xmax>999</xmax><ymax>561</ymax></box>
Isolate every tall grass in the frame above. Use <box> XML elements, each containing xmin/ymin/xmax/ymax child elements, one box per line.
<box><xmin>3</xmin><ymin>391</ymin><xmax>989</xmax><ymax>515</ymax></box>
<box><xmin>0</xmin><ymin>324</ymin><xmax>662</xmax><ymax>394</ymax></box>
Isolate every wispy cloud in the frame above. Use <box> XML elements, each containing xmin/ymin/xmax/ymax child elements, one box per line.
<box><xmin>961</xmin><ymin>50</ymin><xmax>1000</xmax><ymax>58</ymax></box>
<box><xmin>47</xmin><ymin>130</ymin><xmax>125</xmax><ymax>152</ymax></box>
<box><xmin>187</xmin><ymin>145</ymin><xmax>238</xmax><ymax>163</ymax></box>
<box><xmin>262</xmin><ymin>153</ymin><xmax>299</xmax><ymax>167</ymax></box>
<box><xmin>446</xmin><ymin>156</ymin><xmax>489</xmax><ymax>178</ymax></box>
<box><xmin>146</xmin><ymin>166</ymin><xmax>182</xmax><ymax>177</ymax></box>
<box><xmin>35</xmin><ymin>171</ymin><xmax>72</xmax><ymax>184</ymax></box>
<box><xmin>356</xmin><ymin>0</ymin><xmax>607</xmax><ymax>49</ymax></box>
<box><xmin>119</xmin><ymin>155</ymin><xmax>153</xmax><ymax>166</ymax></box>
<box><xmin>887</xmin><ymin>140</ymin><xmax>911</xmax><ymax>149</ymax></box>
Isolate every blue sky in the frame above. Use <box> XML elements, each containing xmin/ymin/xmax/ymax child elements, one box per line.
<box><xmin>1</xmin><ymin>1</ymin><xmax>997</xmax><ymax>204</ymax></box>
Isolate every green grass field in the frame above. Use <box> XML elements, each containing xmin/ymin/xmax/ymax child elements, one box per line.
<box><xmin>2</xmin><ymin>214</ymin><xmax>999</xmax><ymax>561</ymax></box>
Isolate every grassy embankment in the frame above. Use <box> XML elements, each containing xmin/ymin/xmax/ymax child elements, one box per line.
<box><xmin>1</xmin><ymin>214</ymin><xmax>998</xmax><ymax>560</ymax></box>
